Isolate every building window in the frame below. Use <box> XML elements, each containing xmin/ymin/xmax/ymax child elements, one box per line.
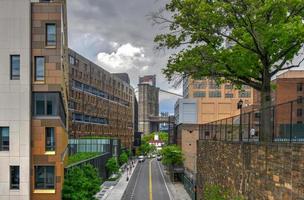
<box><xmin>10</xmin><ymin>166</ymin><xmax>19</xmax><ymax>190</ymax></box>
<box><xmin>0</xmin><ymin>127</ymin><xmax>9</xmax><ymax>151</ymax></box>
<box><xmin>239</xmin><ymin>91</ymin><xmax>251</xmax><ymax>98</ymax></box>
<box><xmin>225</xmin><ymin>84</ymin><xmax>233</xmax><ymax>89</ymax></box>
<box><xmin>225</xmin><ymin>93</ymin><xmax>234</xmax><ymax>98</ymax></box>
<box><xmin>209</xmin><ymin>90</ymin><xmax>222</xmax><ymax>98</ymax></box>
<box><xmin>35</xmin><ymin>57</ymin><xmax>45</xmax><ymax>81</ymax></box>
<box><xmin>32</xmin><ymin>93</ymin><xmax>66</xmax><ymax>125</ymax></box>
<box><xmin>35</xmin><ymin>166</ymin><xmax>55</xmax><ymax>189</ymax></box>
<box><xmin>297</xmin><ymin>121</ymin><xmax>303</xmax><ymax>124</ymax></box>
<box><xmin>193</xmin><ymin>91</ymin><xmax>206</xmax><ymax>98</ymax></box>
<box><xmin>297</xmin><ymin>109</ymin><xmax>302</xmax><ymax>117</ymax></box>
<box><xmin>69</xmin><ymin>55</ymin><xmax>75</xmax><ymax>65</ymax></box>
<box><xmin>10</xmin><ymin>55</ymin><xmax>20</xmax><ymax>80</ymax></box>
<box><xmin>297</xmin><ymin>96</ymin><xmax>303</xmax><ymax>104</ymax></box>
<box><xmin>46</xmin><ymin>24</ymin><xmax>56</xmax><ymax>46</ymax></box>
<box><xmin>297</xmin><ymin>83</ymin><xmax>303</xmax><ymax>92</ymax></box>
<box><xmin>45</xmin><ymin>128</ymin><xmax>55</xmax><ymax>152</ymax></box>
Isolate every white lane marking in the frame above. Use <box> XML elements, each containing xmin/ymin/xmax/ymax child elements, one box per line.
<box><xmin>130</xmin><ymin>163</ymin><xmax>143</xmax><ymax>200</ymax></box>
<box><xmin>156</xmin><ymin>160</ymin><xmax>174</xmax><ymax>200</ymax></box>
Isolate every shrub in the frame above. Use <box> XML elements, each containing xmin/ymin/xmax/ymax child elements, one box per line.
<box><xmin>62</xmin><ymin>164</ymin><xmax>101</xmax><ymax>200</ymax></box>
<box><xmin>204</xmin><ymin>184</ymin><xmax>244</xmax><ymax>200</ymax></box>
<box><xmin>106</xmin><ymin>157</ymin><xmax>119</xmax><ymax>175</ymax></box>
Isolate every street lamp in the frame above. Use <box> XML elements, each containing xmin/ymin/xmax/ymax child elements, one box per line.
<box><xmin>237</xmin><ymin>99</ymin><xmax>243</xmax><ymax>141</ymax></box>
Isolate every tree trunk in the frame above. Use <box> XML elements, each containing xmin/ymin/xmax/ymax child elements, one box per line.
<box><xmin>260</xmin><ymin>75</ymin><xmax>273</xmax><ymax>142</ymax></box>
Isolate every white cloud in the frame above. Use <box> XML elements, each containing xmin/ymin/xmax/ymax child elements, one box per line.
<box><xmin>97</xmin><ymin>43</ymin><xmax>150</xmax><ymax>72</ymax></box>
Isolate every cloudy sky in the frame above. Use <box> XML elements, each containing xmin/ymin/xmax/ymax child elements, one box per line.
<box><xmin>67</xmin><ymin>0</ymin><xmax>181</xmax><ymax>114</ymax></box>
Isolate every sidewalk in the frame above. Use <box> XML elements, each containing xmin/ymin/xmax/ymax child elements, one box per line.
<box><xmin>102</xmin><ymin>161</ymin><xmax>138</xmax><ymax>200</ymax></box>
<box><xmin>161</xmin><ymin>165</ymin><xmax>192</xmax><ymax>200</ymax></box>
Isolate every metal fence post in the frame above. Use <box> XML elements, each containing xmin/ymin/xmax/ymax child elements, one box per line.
<box><xmin>290</xmin><ymin>101</ymin><xmax>293</xmax><ymax>143</ymax></box>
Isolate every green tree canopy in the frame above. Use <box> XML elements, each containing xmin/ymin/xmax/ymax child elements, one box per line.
<box><xmin>142</xmin><ymin>132</ymin><xmax>169</xmax><ymax>144</ymax></box>
<box><xmin>106</xmin><ymin>157</ymin><xmax>119</xmax><ymax>175</ymax></box>
<box><xmin>154</xmin><ymin>0</ymin><xmax>304</xmax><ymax>141</ymax></box>
<box><xmin>161</xmin><ymin>145</ymin><xmax>184</xmax><ymax>166</ymax></box>
<box><xmin>62</xmin><ymin>164</ymin><xmax>101</xmax><ymax>200</ymax></box>
<box><xmin>119</xmin><ymin>152</ymin><xmax>128</xmax><ymax>166</ymax></box>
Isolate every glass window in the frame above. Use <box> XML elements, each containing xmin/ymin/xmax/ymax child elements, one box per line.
<box><xmin>35</xmin><ymin>166</ymin><xmax>55</xmax><ymax>189</ymax></box>
<box><xmin>193</xmin><ymin>91</ymin><xmax>206</xmax><ymax>98</ymax></box>
<box><xmin>0</xmin><ymin>127</ymin><xmax>9</xmax><ymax>151</ymax></box>
<box><xmin>45</xmin><ymin>128</ymin><xmax>55</xmax><ymax>152</ymax></box>
<box><xmin>297</xmin><ymin>83</ymin><xmax>303</xmax><ymax>92</ymax></box>
<box><xmin>46</xmin><ymin>24</ymin><xmax>56</xmax><ymax>46</ymax></box>
<box><xmin>35</xmin><ymin>93</ymin><xmax>46</xmax><ymax>115</ymax></box>
<box><xmin>69</xmin><ymin>56</ymin><xmax>75</xmax><ymax>65</ymax></box>
<box><xmin>225</xmin><ymin>93</ymin><xmax>234</xmax><ymax>98</ymax></box>
<box><xmin>239</xmin><ymin>91</ymin><xmax>251</xmax><ymax>98</ymax></box>
<box><xmin>297</xmin><ymin>96</ymin><xmax>303</xmax><ymax>104</ymax></box>
<box><xmin>209</xmin><ymin>91</ymin><xmax>222</xmax><ymax>98</ymax></box>
<box><xmin>35</xmin><ymin>57</ymin><xmax>45</xmax><ymax>81</ymax></box>
<box><xmin>297</xmin><ymin>109</ymin><xmax>302</xmax><ymax>117</ymax></box>
<box><xmin>10</xmin><ymin>166</ymin><xmax>19</xmax><ymax>190</ymax></box>
<box><xmin>10</xmin><ymin>55</ymin><xmax>20</xmax><ymax>80</ymax></box>
<box><xmin>225</xmin><ymin>84</ymin><xmax>233</xmax><ymax>89</ymax></box>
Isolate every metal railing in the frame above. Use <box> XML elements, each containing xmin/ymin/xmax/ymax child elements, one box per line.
<box><xmin>199</xmin><ymin>97</ymin><xmax>304</xmax><ymax>143</ymax></box>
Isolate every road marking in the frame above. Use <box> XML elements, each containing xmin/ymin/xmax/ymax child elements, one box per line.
<box><xmin>157</xmin><ymin>160</ymin><xmax>174</xmax><ymax>200</ymax></box>
<box><xmin>130</xmin><ymin>163</ymin><xmax>143</xmax><ymax>200</ymax></box>
<box><xmin>149</xmin><ymin>159</ymin><xmax>153</xmax><ymax>200</ymax></box>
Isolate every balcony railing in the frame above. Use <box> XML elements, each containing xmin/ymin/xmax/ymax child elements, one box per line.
<box><xmin>199</xmin><ymin>97</ymin><xmax>304</xmax><ymax>143</ymax></box>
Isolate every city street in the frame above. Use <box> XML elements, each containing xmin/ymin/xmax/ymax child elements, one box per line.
<box><xmin>122</xmin><ymin>159</ymin><xmax>173</xmax><ymax>200</ymax></box>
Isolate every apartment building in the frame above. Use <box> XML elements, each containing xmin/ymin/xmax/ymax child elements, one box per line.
<box><xmin>182</xmin><ymin>77</ymin><xmax>254</xmax><ymax>123</ymax></box>
<box><xmin>68</xmin><ymin>49</ymin><xmax>134</xmax><ymax>149</ymax></box>
<box><xmin>0</xmin><ymin>0</ymin><xmax>68</xmax><ymax>199</ymax></box>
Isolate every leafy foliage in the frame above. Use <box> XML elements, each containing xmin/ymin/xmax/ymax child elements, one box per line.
<box><xmin>154</xmin><ymin>0</ymin><xmax>304</xmax><ymax>141</ymax></box>
<box><xmin>118</xmin><ymin>152</ymin><xmax>128</xmax><ymax>166</ymax></box>
<box><xmin>63</xmin><ymin>164</ymin><xmax>101</xmax><ymax>200</ymax></box>
<box><xmin>67</xmin><ymin>152</ymin><xmax>101</xmax><ymax>166</ymax></box>
<box><xmin>204</xmin><ymin>184</ymin><xmax>244</xmax><ymax>200</ymax></box>
<box><xmin>137</xmin><ymin>140</ymin><xmax>155</xmax><ymax>156</ymax></box>
<box><xmin>142</xmin><ymin>132</ymin><xmax>169</xmax><ymax>145</ymax></box>
<box><xmin>106</xmin><ymin>157</ymin><xmax>119</xmax><ymax>175</ymax></box>
<box><xmin>161</xmin><ymin>145</ymin><xmax>184</xmax><ymax>166</ymax></box>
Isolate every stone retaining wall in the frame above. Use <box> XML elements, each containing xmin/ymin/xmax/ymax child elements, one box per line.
<box><xmin>197</xmin><ymin>141</ymin><xmax>304</xmax><ymax>200</ymax></box>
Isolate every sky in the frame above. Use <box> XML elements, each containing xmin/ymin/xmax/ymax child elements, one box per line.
<box><xmin>67</xmin><ymin>0</ymin><xmax>181</xmax><ymax>114</ymax></box>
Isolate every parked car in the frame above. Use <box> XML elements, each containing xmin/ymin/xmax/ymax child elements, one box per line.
<box><xmin>157</xmin><ymin>155</ymin><xmax>162</xmax><ymax>161</ymax></box>
<box><xmin>138</xmin><ymin>155</ymin><xmax>145</xmax><ymax>163</ymax></box>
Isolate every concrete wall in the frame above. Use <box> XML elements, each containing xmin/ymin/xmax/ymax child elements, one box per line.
<box><xmin>0</xmin><ymin>0</ymin><xmax>31</xmax><ymax>199</ymax></box>
<box><xmin>197</xmin><ymin>141</ymin><xmax>304</xmax><ymax>200</ymax></box>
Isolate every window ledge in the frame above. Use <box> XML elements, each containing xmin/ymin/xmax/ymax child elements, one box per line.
<box><xmin>34</xmin><ymin>189</ymin><xmax>55</xmax><ymax>194</ymax></box>
<box><xmin>45</xmin><ymin>151</ymin><xmax>56</xmax><ymax>155</ymax></box>
<box><xmin>45</xmin><ymin>46</ymin><xmax>56</xmax><ymax>49</ymax></box>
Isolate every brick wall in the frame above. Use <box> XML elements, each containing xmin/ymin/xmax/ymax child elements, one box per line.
<box><xmin>197</xmin><ymin>141</ymin><xmax>304</xmax><ymax>200</ymax></box>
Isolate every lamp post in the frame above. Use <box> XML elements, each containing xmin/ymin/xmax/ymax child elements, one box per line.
<box><xmin>237</xmin><ymin>99</ymin><xmax>243</xmax><ymax>141</ymax></box>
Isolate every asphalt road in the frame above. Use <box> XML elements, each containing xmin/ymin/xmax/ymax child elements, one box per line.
<box><xmin>122</xmin><ymin>159</ymin><xmax>173</xmax><ymax>200</ymax></box>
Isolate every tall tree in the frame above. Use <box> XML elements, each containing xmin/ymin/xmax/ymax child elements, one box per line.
<box><xmin>154</xmin><ymin>0</ymin><xmax>304</xmax><ymax>141</ymax></box>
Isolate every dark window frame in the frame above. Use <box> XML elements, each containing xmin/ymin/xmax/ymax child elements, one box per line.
<box><xmin>0</xmin><ymin>127</ymin><xmax>9</xmax><ymax>151</ymax></box>
<box><xmin>46</xmin><ymin>23</ymin><xmax>56</xmax><ymax>46</ymax></box>
<box><xmin>34</xmin><ymin>56</ymin><xmax>45</xmax><ymax>81</ymax></box>
<box><xmin>10</xmin><ymin>166</ymin><xmax>20</xmax><ymax>190</ymax></box>
<box><xmin>10</xmin><ymin>55</ymin><xmax>20</xmax><ymax>80</ymax></box>
<box><xmin>45</xmin><ymin>127</ymin><xmax>55</xmax><ymax>152</ymax></box>
<box><xmin>297</xmin><ymin>108</ymin><xmax>302</xmax><ymax>117</ymax></box>
<box><xmin>34</xmin><ymin>166</ymin><xmax>55</xmax><ymax>189</ymax></box>
<box><xmin>297</xmin><ymin>83</ymin><xmax>303</xmax><ymax>92</ymax></box>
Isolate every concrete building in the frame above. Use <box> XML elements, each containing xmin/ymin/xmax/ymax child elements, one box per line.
<box><xmin>182</xmin><ymin>77</ymin><xmax>254</xmax><ymax>123</ymax></box>
<box><xmin>138</xmin><ymin>75</ymin><xmax>160</xmax><ymax>134</ymax></box>
<box><xmin>68</xmin><ymin>49</ymin><xmax>134</xmax><ymax>149</ymax></box>
<box><xmin>0</xmin><ymin>1</ymin><xmax>31</xmax><ymax>199</ymax></box>
<box><xmin>175</xmin><ymin>99</ymin><xmax>198</xmax><ymax>125</ymax></box>
<box><xmin>0</xmin><ymin>1</ymin><xmax>69</xmax><ymax>199</ymax></box>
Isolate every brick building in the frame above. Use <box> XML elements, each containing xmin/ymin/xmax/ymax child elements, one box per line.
<box><xmin>68</xmin><ymin>49</ymin><xmax>134</xmax><ymax>149</ymax></box>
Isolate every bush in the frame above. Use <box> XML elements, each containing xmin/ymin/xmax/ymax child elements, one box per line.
<box><xmin>204</xmin><ymin>184</ymin><xmax>244</xmax><ymax>200</ymax></box>
<box><xmin>119</xmin><ymin>152</ymin><xmax>128</xmax><ymax>166</ymax></box>
<box><xmin>67</xmin><ymin>152</ymin><xmax>101</xmax><ymax>166</ymax></box>
<box><xmin>106</xmin><ymin>157</ymin><xmax>119</xmax><ymax>175</ymax></box>
<box><xmin>63</xmin><ymin>164</ymin><xmax>101</xmax><ymax>200</ymax></box>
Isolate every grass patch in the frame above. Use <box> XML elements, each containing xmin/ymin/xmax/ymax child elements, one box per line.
<box><xmin>68</xmin><ymin>152</ymin><xmax>101</xmax><ymax>166</ymax></box>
